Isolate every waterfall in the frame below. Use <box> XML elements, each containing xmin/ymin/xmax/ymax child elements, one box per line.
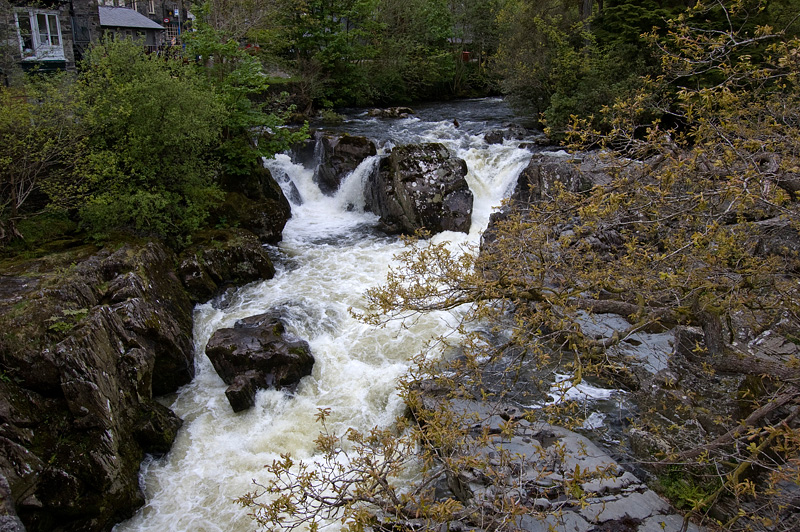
<box><xmin>114</xmin><ymin>98</ymin><xmax>534</xmax><ymax>532</ymax></box>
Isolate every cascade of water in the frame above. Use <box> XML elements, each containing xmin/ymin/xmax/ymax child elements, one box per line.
<box><xmin>114</xmin><ymin>99</ymin><xmax>534</xmax><ymax>532</ymax></box>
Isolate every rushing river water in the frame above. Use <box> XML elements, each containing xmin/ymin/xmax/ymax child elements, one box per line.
<box><xmin>114</xmin><ymin>98</ymin><xmax>537</xmax><ymax>532</ymax></box>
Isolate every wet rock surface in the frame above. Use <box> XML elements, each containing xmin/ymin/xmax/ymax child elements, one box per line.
<box><xmin>367</xmin><ymin>107</ymin><xmax>415</xmax><ymax>119</ymax></box>
<box><xmin>413</xmin><ymin>394</ymin><xmax>704</xmax><ymax>532</ymax></box>
<box><xmin>365</xmin><ymin>143</ymin><xmax>473</xmax><ymax>234</ymax></box>
<box><xmin>484</xmin><ymin>124</ymin><xmax>530</xmax><ymax>145</ymax></box>
<box><xmin>213</xmin><ymin>164</ymin><xmax>292</xmax><ymax>245</ymax></box>
<box><xmin>314</xmin><ymin>133</ymin><xmax>378</xmax><ymax>195</ymax></box>
<box><xmin>0</xmin><ymin>242</ymin><xmax>192</xmax><ymax>531</ymax></box>
<box><xmin>178</xmin><ymin>228</ymin><xmax>276</xmax><ymax>303</ymax></box>
<box><xmin>511</xmin><ymin>151</ymin><xmax>616</xmax><ymax>204</ymax></box>
<box><xmin>205</xmin><ymin>311</ymin><xmax>315</xmax><ymax>412</ymax></box>
<box><xmin>0</xmin><ymin>225</ymin><xmax>281</xmax><ymax>530</ymax></box>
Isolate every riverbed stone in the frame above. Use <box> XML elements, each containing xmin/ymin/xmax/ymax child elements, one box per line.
<box><xmin>484</xmin><ymin>124</ymin><xmax>529</xmax><ymax>144</ymax></box>
<box><xmin>314</xmin><ymin>133</ymin><xmax>377</xmax><ymax>195</ymax></box>
<box><xmin>367</xmin><ymin>106</ymin><xmax>414</xmax><ymax>118</ymax></box>
<box><xmin>205</xmin><ymin>311</ymin><xmax>315</xmax><ymax>411</ymax></box>
<box><xmin>365</xmin><ymin>143</ymin><xmax>473</xmax><ymax>235</ymax></box>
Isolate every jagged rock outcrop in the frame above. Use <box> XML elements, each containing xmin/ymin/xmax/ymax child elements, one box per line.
<box><xmin>205</xmin><ymin>311</ymin><xmax>315</xmax><ymax>412</ymax></box>
<box><xmin>0</xmin><ymin>243</ymin><xmax>192</xmax><ymax>531</ymax></box>
<box><xmin>0</xmin><ymin>474</ymin><xmax>24</xmax><ymax>532</ymax></box>
<box><xmin>177</xmin><ymin>228</ymin><xmax>276</xmax><ymax>303</ymax></box>
<box><xmin>314</xmin><ymin>133</ymin><xmax>377</xmax><ymax>195</ymax></box>
<box><xmin>365</xmin><ymin>143</ymin><xmax>473</xmax><ymax>235</ymax></box>
<box><xmin>0</xmin><ymin>223</ymin><xmax>281</xmax><ymax>530</ymax></box>
<box><xmin>483</xmin><ymin>151</ymin><xmax>623</xmax><ymax>248</ymax></box>
<box><xmin>213</xmin><ymin>163</ymin><xmax>291</xmax><ymax>244</ymax></box>
<box><xmin>511</xmin><ymin>151</ymin><xmax>615</xmax><ymax>204</ymax></box>
<box><xmin>406</xmin><ymin>387</ymin><xmax>705</xmax><ymax>532</ymax></box>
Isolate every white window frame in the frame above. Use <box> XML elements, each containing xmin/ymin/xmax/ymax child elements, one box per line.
<box><xmin>148</xmin><ymin>0</ymin><xmax>155</xmax><ymax>14</ymax></box>
<box><xmin>15</xmin><ymin>9</ymin><xmax>65</xmax><ymax>61</ymax></box>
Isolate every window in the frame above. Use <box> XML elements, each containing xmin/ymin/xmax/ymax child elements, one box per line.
<box><xmin>148</xmin><ymin>0</ymin><xmax>155</xmax><ymax>14</ymax></box>
<box><xmin>165</xmin><ymin>23</ymin><xmax>180</xmax><ymax>45</ymax></box>
<box><xmin>15</xmin><ymin>9</ymin><xmax>64</xmax><ymax>61</ymax></box>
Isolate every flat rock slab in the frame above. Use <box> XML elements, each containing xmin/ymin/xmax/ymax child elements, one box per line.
<box><xmin>429</xmin><ymin>398</ymin><xmax>705</xmax><ymax>532</ymax></box>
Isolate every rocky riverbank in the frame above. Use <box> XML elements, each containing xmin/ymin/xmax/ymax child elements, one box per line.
<box><xmin>0</xmin><ymin>158</ymin><xmax>293</xmax><ymax>530</ymax></box>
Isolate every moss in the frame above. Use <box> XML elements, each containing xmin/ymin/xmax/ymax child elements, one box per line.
<box><xmin>655</xmin><ymin>466</ymin><xmax>720</xmax><ymax>511</ymax></box>
<box><xmin>0</xmin><ymin>212</ymin><xmax>80</xmax><ymax>259</ymax></box>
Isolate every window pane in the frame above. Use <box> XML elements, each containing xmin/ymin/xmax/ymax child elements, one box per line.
<box><xmin>18</xmin><ymin>14</ymin><xmax>34</xmax><ymax>51</ymax></box>
<box><xmin>37</xmin><ymin>13</ymin><xmax>48</xmax><ymax>45</ymax></box>
<box><xmin>48</xmin><ymin>15</ymin><xmax>59</xmax><ymax>46</ymax></box>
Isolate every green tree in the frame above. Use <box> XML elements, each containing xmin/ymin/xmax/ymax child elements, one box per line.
<box><xmin>0</xmin><ymin>74</ymin><xmax>84</xmax><ymax>244</ymax></box>
<box><xmin>366</xmin><ymin>0</ymin><xmax>457</xmax><ymax>102</ymax></box>
<box><xmin>57</xmin><ymin>38</ymin><xmax>227</xmax><ymax>244</ymax></box>
<box><xmin>185</xmin><ymin>15</ymin><xmax>308</xmax><ymax>178</ymax></box>
<box><xmin>493</xmin><ymin>0</ymin><xmax>582</xmax><ymax>118</ymax></box>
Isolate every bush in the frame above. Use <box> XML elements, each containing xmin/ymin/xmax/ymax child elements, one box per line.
<box><xmin>56</xmin><ymin>39</ymin><xmax>227</xmax><ymax>245</ymax></box>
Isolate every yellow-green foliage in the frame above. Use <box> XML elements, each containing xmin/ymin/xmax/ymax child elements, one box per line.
<box><xmin>240</xmin><ymin>2</ymin><xmax>800</xmax><ymax>531</ymax></box>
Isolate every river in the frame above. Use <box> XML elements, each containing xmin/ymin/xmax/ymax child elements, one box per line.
<box><xmin>114</xmin><ymin>98</ymin><xmax>537</xmax><ymax>532</ymax></box>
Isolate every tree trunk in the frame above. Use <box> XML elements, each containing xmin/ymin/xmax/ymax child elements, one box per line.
<box><xmin>579</xmin><ymin>0</ymin><xmax>592</xmax><ymax>19</ymax></box>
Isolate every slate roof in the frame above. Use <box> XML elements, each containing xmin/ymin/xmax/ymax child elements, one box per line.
<box><xmin>98</xmin><ymin>6</ymin><xmax>164</xmax><ymax>30</ymax></box>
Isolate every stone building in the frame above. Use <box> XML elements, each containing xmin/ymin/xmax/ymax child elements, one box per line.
<box><xmin>100</xmin><ymin>0</ymin><xmax>187</xmax><ymax>45</ymax></box>
<box><xmin>1</xmin><ymin>0</ymin><xmax>179</xmax><ymax>79</ymax></box>
<box><xmin>98</xmin><ymin>5</ymin><xmax>164</xmax><ymax>51</ymax></box>
<box><xmin>1</xmin><ymin>0</ymin><xmax>95</xmax><ymax>72</ymax></box>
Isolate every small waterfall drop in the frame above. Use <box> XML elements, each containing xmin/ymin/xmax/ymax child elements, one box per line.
<box><xmin>114</xmin><ymin>98</ymin><xmax>535</xmax><ymax>532</ymax></box>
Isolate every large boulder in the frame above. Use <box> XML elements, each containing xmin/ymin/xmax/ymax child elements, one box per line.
<box><xmin>314</xmin><ymin>133</ymin><xmax>377</xmax><ymax>195</ymax></box>
<box><xmin>365</xmin><ymin>143</ymin><xmax>473</xmax><ymax>235</ymax></box>
<box><xmin>511</xmin><ymin>151</ymin><xmax>613</xmax><ymax>204</ymax></box>
<box><xmin>178</xmin><ymin>228</ymin><xmax>276</xmax><ymax>303</ymax></box>
<box><xmin>205</xmin><ymin>311</ymin><xmax>315</xmax><ymax>412</ymax></box>
<box><xmin>213</xmin><ymin>163</ymin><xmax>291</xmax><ymax>244</ymax></box>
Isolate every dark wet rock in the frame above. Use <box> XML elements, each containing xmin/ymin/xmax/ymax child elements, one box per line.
<box><xmin>0</xmin><ymin>231</ymin><xmax>274</xmax><ymax>531</ymax></box>
<box><xmin>314</xmin><ymin>133</ymin><xmax>377</xmax><ymax>195</ymax></box>
<box><xmin>213</xmin><ymin>164</ymin><xmax>291</xmax><ymax>245</ymax></box>
<box><xmin>205</xmin><ymin>311</ymin><xmax>315</xmax><ymax>411</ymax></box>
<box><xmin>482</xmin><ymin>151</ymin><xmax>620</xmax><ymax>250</ymax></box>
<box><xmin>178</xmin><ymin>228</ymin><xmax>276</xmax><ymax>303</ymax></box>
<box><xmin>511</xmin><ymin>152</ymin><xmax>612</xmax><ymax>204</ymax></box>
<box><xmin>0</xmin><ymin>242</ymin><xmax>192</xmax><ymax>531</ymax></box>
<box><xmin>224</xmin><ymin>371</ymin><xmax>261</xmax><ymax>413</ymax></box>
<box><xmin>484</xmin><ymin>124</ymin><xmax>529</xmax><ymax>144</ymax></box>
<box><xmin>365</xmin><ymin>143</ymin><xmax>473</xmax><ymax>235</ymax></box>
<box><xmin>291</xmin><ymin>136</ymin><xmax>318</xmax><ymax>168</ymax></box>
<box><xmin>0</xmin><ymin>474</ymin><xmax>24</xmax><ymax>532</ymax></box>
<box><xmin>367</xmin><ymin>107</ymin><xmax>415</xmax><ymax>119</ymax></box>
